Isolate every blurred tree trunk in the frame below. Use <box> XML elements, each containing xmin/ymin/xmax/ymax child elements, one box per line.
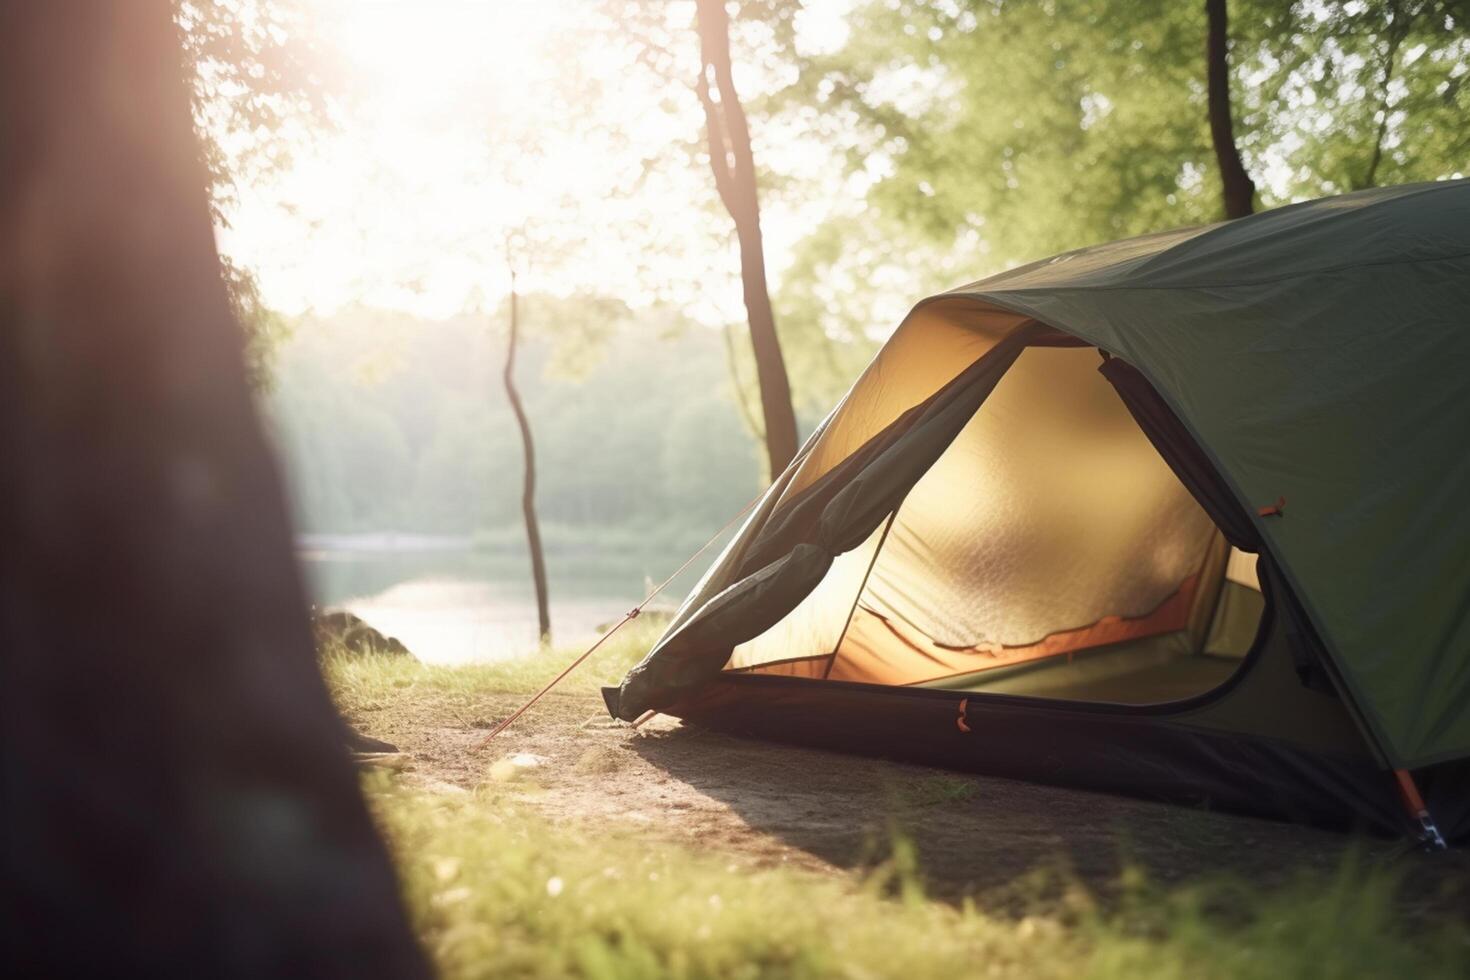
<box><xmin>504</xmin><ymin>271</ymin><xmax>551</xmax><ymax>644</ymax></box>
<box><xmin>0</xmin><ymin>4</ymin><xmax>427</xmax><ymax>976</ymax></box>
<box><xmin>1205</xmin><ymin>0</ymin><xmax>1256</xmax><ymax>218</ymax></box>
<box><xmin>694</xmin><ymin>0</ymin><xmax>799</xmax><ymax>477</ymax></box>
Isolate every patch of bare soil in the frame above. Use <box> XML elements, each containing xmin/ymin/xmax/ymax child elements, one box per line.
<box><xmin>347</xmin><ymin>688</ymin><xmax>1470</xmax><ymax>920</ymax></box>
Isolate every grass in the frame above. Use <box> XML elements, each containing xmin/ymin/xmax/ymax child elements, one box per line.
<box><xmin>892</xmin><ymin>772</ymin><xmax>981</xmax><ymax>808</ymax></box>
<box><xmin>328</xmin><ymin>636</ymin><xmax>1470</xmax><ymax>979</ymax></box>
<box><xmin>375</xmin><ymin>781</ymin><xmax>1076</xmax><ymax>980</ymax></box>
<box><xmin>372</xmin><ymin>784</ymin><xmax>1467</xmax><ymax>980</ymax></box>
<box><xmin>324</xmin><ymin>616</ymin><xmax>662</xmax><ymax>715</ymax></box>
<box><xmin>1086</xmin><ymin>861</ymin><xmax>1470</xmax><ymax>979</ymax></box>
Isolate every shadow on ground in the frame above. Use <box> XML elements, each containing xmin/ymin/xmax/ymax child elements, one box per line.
<box><xmin>625</xmin><ymin>718</ymin><xmax>1470</xmax><ymax>920</ymax></box>
<box><xmin>346</xmin><ymin>684</ymin><xmax>1469</xmax><ymax>925</ymax></box>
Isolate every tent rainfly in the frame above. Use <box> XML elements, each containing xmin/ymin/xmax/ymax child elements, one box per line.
<box><xmin>604</xmin><ymin>180</ymin><xmax>1470</xmax><ymax>846</ymax></box>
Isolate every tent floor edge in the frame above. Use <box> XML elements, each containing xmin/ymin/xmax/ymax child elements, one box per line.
<box><xmin>669</xmin><ymin>674</ymin><xmax>1440</xmax><ymax>840</ymax></box>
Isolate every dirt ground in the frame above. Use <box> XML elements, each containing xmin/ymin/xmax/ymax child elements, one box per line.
<box><xmin>347</xmin><ymin>687</ymin><xmax>1470</xmax><ymax>921</ymax></box>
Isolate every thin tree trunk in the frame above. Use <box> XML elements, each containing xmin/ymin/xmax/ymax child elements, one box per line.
<box><xmin>1362</xmin><ymin>2</ymin><xmax>1409</xmax><ymax>189</ymax></box>
<box><xmin>1205</xmin><ymin>0</ymin><xmax>1256</xmax><ymax>218</ymax></box>
<box><xmin>0</xmin><ymin>4</ymin><xmax>426</xmax><ymax>975</ymax></box>
<box><xmin>504</xmin><ymin>272</ymin><xmax>551</xmax><ymax>644</ymax></box>
<box><xmin>721</xmin><ymin>323</ymin><xmax>765</xmax><ymax>443</ymax></box>
<box><xmin>694</xmin><ymin>0</ymin><xmax>799</xmax><ymax>477</ymax></box>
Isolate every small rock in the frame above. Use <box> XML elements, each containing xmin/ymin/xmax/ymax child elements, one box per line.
<box><xmin>488</xmin><ymin>752</ymin><xmax>549</xmax><ymax>782</ymax></box>
<box><xmin>353</xmin><ymin>751</ymin><xmax>411</xmax><ymax>771</ymax></box>
<box><xmin>312</xmin><ymin>607</ymin><xmax>415</xmax><ymax>659</ymax></box>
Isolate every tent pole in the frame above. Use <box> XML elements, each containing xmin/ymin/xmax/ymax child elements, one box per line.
<box><xmin>825</xmin><ymin>511</ymin><xmax>897</xmax><ymax>679</ymax></box>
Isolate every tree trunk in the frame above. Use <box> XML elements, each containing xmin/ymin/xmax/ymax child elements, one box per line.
<box><xmin>0</xmin><ymin>4</ymin><xmax>426</xmax><ymax>976</ymax></box>
<box><xmin>1205</xmin><ymin>0</ymin><xmax>1256</xmax><ymax>219</ymax></box>
<box><xmin>694</xmin><ymin>0</ymin><xmax>799</xmax><ymax>477</ymax></box>
<box><xmin>1361</xmin><ymin>1</ymin><xmax>1409</xmax><ymax>190</ymax></box>
<box><xmin>721</xmin><ymin>323</ymin><xmax>766</xmax><ymax>443</ymax></box>
<box><xmin>504</xmin><ymin>273</ymin><xmax>551</xmax><ymax>644</ymax></box>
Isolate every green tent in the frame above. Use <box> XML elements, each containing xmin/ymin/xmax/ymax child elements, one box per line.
<box><xmin>606</xmin><ymin>180</ymin><xmax>1470</xmax><ymax>844</ymax></box>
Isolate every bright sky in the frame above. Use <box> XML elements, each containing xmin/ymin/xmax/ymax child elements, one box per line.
<box><xmin>220</xmin><ymin>0</ymin><xmax>857</xmax><ymax>323</ymax></box>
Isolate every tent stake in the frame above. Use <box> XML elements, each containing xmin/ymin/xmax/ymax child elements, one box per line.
<box><xmin>478</xmin><ymin>487</ymin><xmax>766</xmax><ymax>748</ymax></box>
<box><xmin>1394</xmin><ymin>769</ymin><xmax>1448</xmax><ymax>851</ymax></box>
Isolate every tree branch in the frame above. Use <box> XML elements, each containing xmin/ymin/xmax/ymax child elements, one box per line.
<box><xmin>721</xmin><ymin>322</ymin><xmax>765</xmax><ymax>443</ymax></box>
<box><xmin>1362</xmin><ymin>1</ymin><xmax>1411</xmax><ymax>189</ymax></box>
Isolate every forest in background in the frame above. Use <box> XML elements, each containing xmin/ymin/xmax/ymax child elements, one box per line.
<box><xmin>265</xmin><ymin>299</ymin><xmax>818</xmax><ymax>553</ymax></box>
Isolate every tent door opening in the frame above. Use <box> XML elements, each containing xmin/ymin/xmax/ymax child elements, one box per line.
<box><xmin>727</xmin><ymin>343</ymin><xmax>1267</xmax><ymax>708</ymax></box>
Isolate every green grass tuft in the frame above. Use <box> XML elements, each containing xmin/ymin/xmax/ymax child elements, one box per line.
<box><xmin>1084</xmin><ymin>856</ymin><xmax>1470</xmax><ymax>979</ymax></box>
<box><xmin>891</xmin><ymin>772</ymin><xmax>981</xmax><ymax>809</ymax></box>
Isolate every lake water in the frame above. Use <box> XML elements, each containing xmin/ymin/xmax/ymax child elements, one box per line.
<box><xmin>298</xmin><ymin>539</ymin><xmax>703</xmax><ymax>665</ymax></box>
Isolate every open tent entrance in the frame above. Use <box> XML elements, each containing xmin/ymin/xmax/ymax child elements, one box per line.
<box><xmin>726</xmin><ymin>342</ymin><xmax>1266</xmax><ymax>707</ymax></box>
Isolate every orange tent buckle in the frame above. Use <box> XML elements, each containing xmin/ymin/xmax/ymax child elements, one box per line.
<box><xmin>956</xmin><ymin>698</ymin><xmax>971</xmax><ymax>733</ymax></box>
<box><xmin>1257</xmin><ymin>495</ymin><xmax>1287</xmax><ymax>518</ymax></box>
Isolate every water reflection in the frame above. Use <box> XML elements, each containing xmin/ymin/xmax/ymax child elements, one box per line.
<box><xmin>299</xmin><ymin>543</ymin><xmax>692</xmax><ymax>665</ymax></box>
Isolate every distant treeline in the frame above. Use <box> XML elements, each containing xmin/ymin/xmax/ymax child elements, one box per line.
<box><xmin>263</xmin><ymin>303</ymin><xmax>813</xmax><ymax>545</ymax></box>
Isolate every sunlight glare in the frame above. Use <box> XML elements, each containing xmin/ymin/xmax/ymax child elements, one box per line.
<box><xmin>329</xmin><ymin>0</ymin><xmax>562</xmax><ymax>110</ymax></box>
<box><xmin>223</xmin><ymin>0</ymin><xmax>863</xmax><ymax>325</ymax></box>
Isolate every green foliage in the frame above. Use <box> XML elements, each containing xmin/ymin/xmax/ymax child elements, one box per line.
<box><xmin>788</xmin><ymin>1</ymin><xmax>1223</xmax><ymax>266</ymax></box>
<box><xmin>177</xmin><ymin>0</ymin><xmax>325</xmax><ymax>222</ymax></box>
<box><xmin>220</xmin><ymin>251</ymin><xmax>292</xmax><ymax>389</ymax></box>
<box><xmin>770</xmin><ymin>209</ymin><xmax>947</xmax><ymax>409</ymax></box>
<box><xmin>177</xmin><ymin>0</ymin><xmax>327</xmax><ymax>387</ymax></box>
<box><xmin>762</xmin><ymin>0</ymin><xmax>1225</xmax><ymax>374</ymax></box>
<box><xmin>594</xmin><ymin>0</ymin><xmax>863</xmax><ymax>423</ymax></box>
<box><xmin>770</xmin><ymin>0</ymin><xmax>1469</xmax><ymax>358</ymax></box>
<box><xmin>1235</xmin><ymin>0</ymin><xmax>1470</xmax><ymax>194</ymax></box>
